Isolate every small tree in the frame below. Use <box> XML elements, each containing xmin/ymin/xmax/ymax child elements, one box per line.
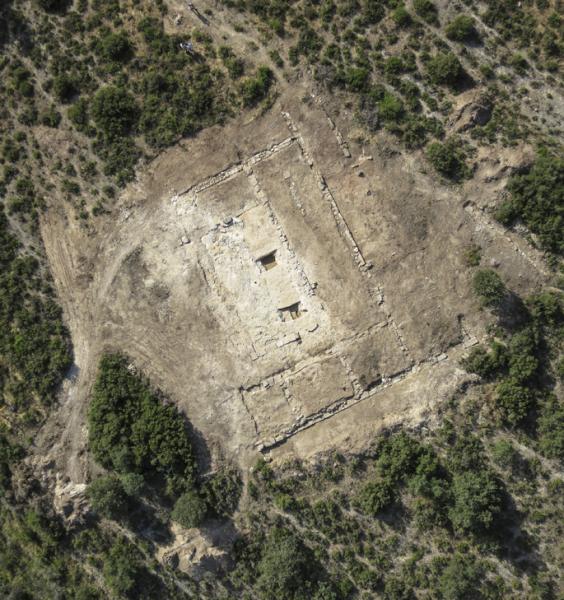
<box><xmin>171</xmin><ymin>491</ymin><xmax>207</xmax><ymax>528</ymax></box>
<box><xmin>445</xmin><ymin>15</ymin><xmax>478</xmax><ymax>42</ymax></box>
<box><xmin>449</xmin><ymin>470</ymin><xmax>503</xmax><ymax>533</ymax></box>
<box><xmin>91</xmin><ymin>86</ymin><xmax>139</xmax><ymax>137</ymax></box>
<box><xmin>472</xmin><ymin>269</ymin><xmax>506</xmax><ymax>308</ymax></box>
<box><xmin>496</xmin><ymin>380</ymin><xmax>534</xmax><ymax>426</ymax></box>
<box><xmin>413</xmin><ymin>0</ymin><xmax>438</xmax><ymax>24</ymax></box>
<box><xmin>356</xmin><ymin>479</ymin><xmax>395</xmax><ymax>515</ymax></box>
<box><xmin>256</xmin><ymin>529</ymin><xmax>318</xmax><ymax>600</ymax></box>
<box><xmin>427</xmin><ymin>52</ymin><xmax>465</xmax><ymax>88</ymax></box>
<box><xmin>427</xmin><ymin>139</ymin><xmax>469</xmax><ymax>181</ymax></box>
<box><xmin>87</xmin><ymin>475</ymin><xmax>130</xmax><ymax>520</ymax></box>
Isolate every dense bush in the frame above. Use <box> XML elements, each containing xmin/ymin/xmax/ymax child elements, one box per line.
<box><xmin>171</xmin><ymin>491</ymin><xmax>207</xmax><ymax>528</ymax></box>
<box><xmin>427</xmin><ymin>139</ymin><xmax>469</xmax><ymax>181</ymax></box>
<box><xmin>413</xmin><ymin>0</ymin><xmax>438</xmax><ymax>24</ymax></box>
<box><xmin>256</xmin><ymin>528</ymin><xmax>320</xmax><ymax>600</ymax></box>
<box><xmin>426</xmin><ymin>52</ymin><xmax>465</xmax><ymax>88</ymax></box>
<box><xmin>445</xmin><ymin>15</ymin><xmax>478</xmax><ymax>42</ymax></box>
<box><xmin>87</xmin><ymin>475</ymin><xmax>130</xmax><ymax>520</ymax></box>
<box><xmin>496</xmin><ymin>379</ymin><xmax>534</xmax><ymax>426</ymax></box>
<box><xmin>496</xmin><ymin>151</ymin><xmax>563</xmax><ymax>255</ymax></box>
<box><xmin>472</xmin><ymin>269</ymin><xmax>506</xmax><ymax>308</ymax></box>
<box><xmin>449</xmin><ymin>470</ymin><xmax>503</xmax><ymax>533</ymax></box>
<box><xmin>537</xmin><ymin>395</ymin><xmax>564</xmax><ymax>461</ymax></box>
<box><xmin>87</xmin><ymin>353</ymin><xmax>196</xmax><ymax>496</ymax></box>
<box><xmin>0</xmin><ymin>211</ymin><xmax>71</xmax><ymax>410</ymax></box>
<box><xmin>240</xmin><ymin>66</ymin><xmax>273</xmax><ymax>107</ymax></box>
<box><xmin>96</xmin><ymin>31</ymin><xmax>133</xmax><ymax>63</ymax></box>
<box><xmin>461</xmin><ymin>342</ymin><xmax>507</xmax><ymax>379</ymax></box>
<box><xmin>203</xmin><ymin>468</ymin><xmax>242</xmax><ymax>517</ymax></box>
<box><xmin>356</xmin><ymin>479</ymin><xmax>395</xmax><ymax>515</ymax></box>
<box><xmin>91</xmin><ymin>86</ymin><xmax>139</xmax><ymax>137</ymax></box>
<box><xmin>102</xmin><ymin>539</ymin><xmax>143</xmax><ymax>597</ymax></box>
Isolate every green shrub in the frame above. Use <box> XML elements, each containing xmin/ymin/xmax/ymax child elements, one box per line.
<box><xmin>426</xmin><ymin>52</ymin><xmax>465</xmax><ymax>88</ymax></box>
<box><xmin>103</xmin><ymin>539</ymin><xmax>142</xmax><ymax>597</ymax></box>
<box><xmin>378</xmin><ymin>92</ymin><xmax>405</xmax><ymax>123</ymax></box>
<box><xmin>356</xmin><ymin>478</ymin><xmax>396</xmax><ymax>515</ymax></box>
<box><xmin>256</xmin><ymin>528</ymin><xmax>319</xmax><ymax>600</ymax></box>
<box><xmin>449</xmin><ymin>470</ymin><xmax>503</xmax><ymax>533</ymax></box>
<box><xmin>53</xmin><ymin>74</ymin><xmax>78</xmax><ymax>103</ymax></box>
<box><xmin>496</xmin><ymin>379</ymin><xmax>534</xmax><ymax>426</ymax></box>
<box><xmin>87</xmin><ymin>475</ymin><xmax>130</xmax><ymax>520</ymax></box>
<box><xmin>392</xmin><ymin>6</ymin><xmax>411</xmax><ymax>28</ymax></box>
<box><xmin>91</xmin><ymin>86</ymin><xmax>139</xmax><ymax>137</ymax></box>
<box><xmin>171</xmin><ymin>491</ymin><xmax>207</xmax><ymax>528</ymax></box>
<box><xmin>413</xmin><ymin>0</ymin><xmax>438</xmax><ymax>24</ymax></box>
<box><xmin>537</xmin><ymin>395</ymin><xmax>564</xmax><ymax>461</ymax></box>
<box><xmin>364</xmin><ymin>0</ymin><xmax>385</xmax><ymax>24</ymax></box>
<box><xmin>507</xmin><ymin>328</ymin><xmax>539</xmax><ymax>383</ymax></box>
<box><xmin>445</xmin><ymin>15</ymin><xmax>478</xmax><ymax>42</ymax></box>
<box><xmin>345</xmin><ymin>67</ymin><xmax>370</xmax><ymax>92</ymax></box>
<box><xmin>439</xmin><ymin>554</ymin><xmax>484</xmax><ymax>600</ymax></box>
<box><xmin>472</xmin><ymin>269</ymin><xmax>506</xmax><ymax>307</ymax></box>
<box><xmin>97</xmin><ymin>31</ymin><xmax>133</xmax><ymax>63</ymax></box>
<box><xmin>88</xmin><ymin>353</ymin><xmax>196</xmax><ymax>495</ymax></box>
<box><xmin>427</xmin><ymin>139</ymin><xmax>469</xmax><ymax>181</ymax></box>
<box><xmin>461</xmin><ymin>342</ymin><xmax>507</xmax><ymax>379</ymax></box>
<box><xmin>68</xmin><ymin>98</ymin><xmax>90</xmax><ymax>133</ymax></box>
<box><xmin>240</xmin><ymin>66</ymin><xmax>273</xmax><ymax>107</ymax></box>
<box><xmin>491</xmin><ymin>439</ymin><xmax>518</xmax><ymax>469</ymax></box>
<box><xmin>497</xmin><ymin>151</ymin><xmax>563</xmax><ymax>255</ymax></box>
<box><xmin>203</xmin><ymin>468</ymin><xmax>242</xmax><ymax>517</ymax></box>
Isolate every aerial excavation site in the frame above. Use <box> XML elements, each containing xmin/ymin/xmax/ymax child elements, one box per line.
<box><xmin>0</xmin><ymin>0</ymin><xmax>562</xmax><ymax>598</ymax></box>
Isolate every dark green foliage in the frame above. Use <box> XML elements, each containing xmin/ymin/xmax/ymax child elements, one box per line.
<box><xmin>472</xmin><ymin>269</ymin><xmax>506</xmax><ymax>307</ymax></box>
<box><xmin>461</xmin><ymin>342</ymin><xmax>507</xmax><ymax>379</ymax></box>
<box><xmin>68</xmin><ymin>98</ymin><xmax>90</xmax><ymax>133</ymax></box>
<box><xmin>356</xmin><ymin>479</ymin><xmax>396</xmax><ymax>515</ymax></box>
<box><xmin>345</xmin><ymin>67</ymin><xmax>370</xmax><ymax>92</ymax></box>
<box><xmin>53</xmin><ymin>74</ymin><xmax>78</xmax><ymax>103</ymax></box>
<box><xmin>171</xmin><ymin>491</ymin><xmax>207</xmax><ymax>528</ymax></box>
<box><xmin>413</xmin><ymin>0</ymin><xmax>438</xmax><ymax>24</ymax></box>
<box><xmin>0</xmin><ymin>211</ymin><xmax>71</xmax><ymax>410</ymax></box>
<box><xmin>379</xmin><ymin>92</ymin><xmax>405</xmax><ymax>123</ymax></box>
<box><xmin>96</xmin><ymin>30</ymin><xmax>133</xmax><ymax>63</ymax></box>
<box><xmin>256</xmin><ymin>528</ymin><xmax>319</xmax><ymax>600</ymax></box>
<box><xmin>374</xmin><ymin>432</ymin><xmax>422</xmax><ymax>482</ymax></box>
<box><xmin>87</xmin><ymin>353</ymin><xmax>196</xmax><ymax>495</ymax></box>
<box><xmin>449</xmin><ymin>470</ymin><xmax>503</xmax><ymax>533</ymax></box>
<box><xmin>91</xmin><ymin>86</ymin><xmax>139</xmax><ymax>138</ymax></box>
<box><xmin>0</xmin><ymin>434</ymin><xmax>23</xmax><ymax>492</ymax></box>
<box><xmin>203</xmin><ymin>468</ymin><xmax>242</xmax><ymax>517</ymax></box>
<box><xmin>37</xmin><ymin>0</ymin><xmax>70</xmax><ymax>11</ymax></box>
<box><xmin>102</xmin><ymin>539</ymin><xmax>142</xmax><ymax>597</ymax></box>
<box><xmin>240</xmin><ymin>66</ymin><xmax>274</xmax><ymax>107</ymax></box>
<box><xmin>427</xmin><ymin>139</ymin><xmax>469</xmax><ymax>181</ymax></box>
<box><xmin>426</xmin><ymin>52</ymin><xmax>465</xmax><ymax>88</ymax></box>
<box><xmin>445</xmin><ymin>15</ymin><xmax>478</xmax><ymax>42</ymax></box>
<box><xmin>391</xmin><ymin>6</ymin><xmax>411</xmax><ymax>28</ymax></box>
<box><xmin>139</xmin><ymin>64</ymin><xmax>220</xmax><ymax>148</ymax></box>
<box><xmin>507</xmin><ymin>328</ymin><xmax>539</xmax><ymax>384</ymax></box>
<box><xmin>497</xmin><ymin>151</ymin><xmax>563</xmax><ymax>255</ymax></box>
<box><xmin>363</xmin><ymin>0</ymin><xmax>385</xmax><ymax>24</ymax></box>
<box><xmin>537</xmin><ymin>395</ymin><xmax>564</xmax><ymax>461</ymax></box>
<box><xmin>438</xmin><ymin>554</ymin><xmax>484</xmax><ymax>600</ymax></box>
<box><xmin>87</xmin><ymin>475</ymin><xmax>130</xmax><ymax>520</ymax></box>
<box><xmin>496</xmin><ymin>379</ymin><xmax>534</xmax><ymax>426</ymax></box>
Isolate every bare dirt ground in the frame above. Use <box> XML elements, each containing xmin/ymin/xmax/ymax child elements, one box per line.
<box><xmin>34</xmin><ymin>89</ymin><xmax>547</xmax><ymax>487</ymax></box>
<box><xmin>30</xmin><ymin>1</ymin><xmax>552</xmax><ymax>495</ymax></box>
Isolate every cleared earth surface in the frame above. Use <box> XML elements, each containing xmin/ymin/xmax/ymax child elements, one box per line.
<box><xmin>35</xmin><ymin>87</ymin><xmax>548</xmax><ymax>487</ymax></box>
